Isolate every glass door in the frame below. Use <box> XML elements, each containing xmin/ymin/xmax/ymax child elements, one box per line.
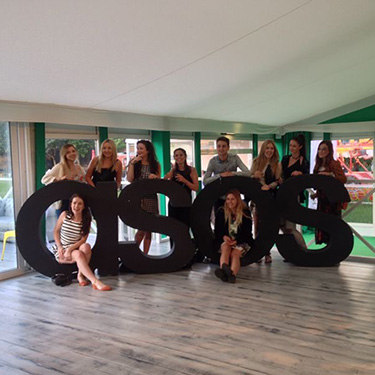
<box><xmin>0</xmin><ymin>122</ymin><xmax>16</xmax><ymax>274</ymax></box>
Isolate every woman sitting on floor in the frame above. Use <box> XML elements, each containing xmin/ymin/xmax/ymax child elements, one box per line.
<box><xmin>214</xmin><ymin>190</ymin><xmax>254</xmax><ymax>284</ymax></box>
<box><xmin>52</xmin><ymin>193</ymin><xmax>112</xmax><ymax>291</ymax></box>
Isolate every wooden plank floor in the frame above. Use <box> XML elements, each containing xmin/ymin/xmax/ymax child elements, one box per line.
<box><xmin>0</xmin><ymin>253</ymin><xmax>374</xmax><ymax>375</ymax></box>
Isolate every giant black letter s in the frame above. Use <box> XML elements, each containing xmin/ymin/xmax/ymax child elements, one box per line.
<box><xmin>276</xmin><ymin>174</ymin><xmax>353</xmax><ymax>266</ymax></box>
<box><xmin>118</xmin><ymin>179</ymin><xmax>195</xmax><ymax>273</ymax></box>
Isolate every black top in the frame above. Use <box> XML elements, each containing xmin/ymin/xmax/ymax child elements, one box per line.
<box><xmin>281</xmin><ymin>155</ymin><xmax>309</xmax><ymax>202</ymax></box>
<box><xmin>92</xmin><ymin>162</ymin><xmax>118</xmax><ymax>186</ymax></box>
<box><xmin>214</xmin><ymin>207</ymin><xmax>254</xmax><ymax>247</ymax></box>
<box><xmin>281</xmin><ymin>155</ymin><xmax>309</xmax><ymax>180</ymax></box>
<box><xmin>173</xmin><ymin>167</ymin><xmax>193</xmax><ymax>197</ymax></box>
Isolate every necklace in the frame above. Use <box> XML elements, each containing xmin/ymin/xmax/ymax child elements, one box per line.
<box><xmin>291</xmin><ymin>154</ymin><xmax>300</xmax><ymax>160</ymax></box>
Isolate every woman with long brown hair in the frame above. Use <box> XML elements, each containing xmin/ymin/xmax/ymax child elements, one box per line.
<box><xmin>127</xmin><ymin>140</ymin><xmax>161</xmax><ymax>254</ymax></box>
<box><xmin>312</xmin><ymin>140</ymin><xmax>347</xmax><ymax>244</ymax></box>
<box><xmin>52</xmin><ymin>194</ymin><xmax>112</xmax><ymax>291</ymax></box>
<box><xmin>164</xmin><ymin>148</ymin><xmax>199</xmax><ymax>234</ymax></box>
<box><xmin>280</xmin><ymin>134</ymin><xmax>309</xmax><ymax>248</ymax></box>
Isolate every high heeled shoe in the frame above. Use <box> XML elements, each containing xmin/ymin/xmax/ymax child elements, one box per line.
<box><xmin>79</xmin><ymin>280</ymin><xmax>89</xmax><ymax>286</ymax></box>
<box><xmin>92</xmin><ymin>283</ymin><xmax>112</xmax><ymax>291</ymax></box>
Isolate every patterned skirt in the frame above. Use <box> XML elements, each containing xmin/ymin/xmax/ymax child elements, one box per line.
<box><xmin>141</xmin><ymin>194</ymin><xmax>159</xmax><ymax>215</ymax></box>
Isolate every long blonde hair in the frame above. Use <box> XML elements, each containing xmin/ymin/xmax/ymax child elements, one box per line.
<box><xmin>223</xmin><ymin>190</ymin><xmax>250</xmax><ymax>229</ymax></box>
<box><xmin>96</xmin><ymin>139</ymin><xmax>118</xmax><ymax>173</ymax></box>
<box><xmin>60</xmin><ymin>144</ymin><xmax>79</xmax><ymax>175</ymax></box>
<box><xmin>252</xmin><ymin>139</ymin><xmax>280</xmax><ymax>176</ymax></box>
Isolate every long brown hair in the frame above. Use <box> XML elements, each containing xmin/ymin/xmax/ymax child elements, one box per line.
<box><xmin>252</xmin><ymin>139</ymin><xmax>280</xmax><ymax>176</ymax></box>
<box><xmin>134</xmin><ymin>140</ymin><xmax>160</xmax><ymax>179</ymax></box>
<box><xmin>67</xmin><ymin>194</ymin><xmax>92</xmax><ymax>236</ymax></box>
<box><xmin>313</xmin><ymin>140</ymin><xmax>334</xmax><ymax>174</ymax></box>
<box><xmin>223</xmin><ymin>190</ymin><xmax>250</xmax><ymax>229</ymax></box>
<box><xmin>173</xmin><ymin>148</ymin><xmax>191</xmax><ymax>172</ymax></box>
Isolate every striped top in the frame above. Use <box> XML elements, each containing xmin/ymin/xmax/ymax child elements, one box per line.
<box><xmin>60</xmin><ymin>214</ymin><xmax>83</xmax><ymax>246</ymax></box>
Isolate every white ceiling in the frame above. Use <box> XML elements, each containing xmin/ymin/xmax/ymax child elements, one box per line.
<box><xmin>1</xmin><ymin>0</ymin><xmax>375</xmax><ymax>130</ymax></box>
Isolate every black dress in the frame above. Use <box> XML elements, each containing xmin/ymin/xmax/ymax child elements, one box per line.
<box><xmin>168</xmin><ymin>167</ymin><xmax>193</xmax><ymax>228</ymax></box>
<box><xmin>281</xmin><ymin>155</ymin><xmax>309</xmax><ymax>202</ymax></box>
<box><xmin>92</xmin><ymin>163</ymin><xmax>118</xmax><ymax>186</ymax></box>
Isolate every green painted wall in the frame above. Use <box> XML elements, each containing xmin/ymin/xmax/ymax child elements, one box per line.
<box><xmin>252</xmin><ymin>134</ymin><xmax>258</xmax><ymax>157</ymax></box>
<box><xmin>321</xmin><ymin>104</ymin><xmax>375</xmax><ymax>124</ymax></box>
<box><xmin>35</xmin><ymin>122</ymin><xmax>45</xmax><ymax>191</ymax></box>
<box><xmin>99</xmin><ymin>127</ymin><xmax>108</xmax><ymax>144</ymax></box>
<box><xmin>151</xmin><ymin>131</ymin><xmax>171</xmax><ymax>217</ymax></box>
<box><xmin>194</xmin><ymin>132</ymin><xmax>202</xmax><ymax>191</ymax></box>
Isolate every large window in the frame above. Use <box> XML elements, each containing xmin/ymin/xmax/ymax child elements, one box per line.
<box><xmin>309</xmin><ymin>136</ymin><xmax>375</xmax><ymax>258</ymax></box>
<box><xmin>201</xmin><ymin>136</ymin><xmax>252</xmax><ymax>179</ymax></box>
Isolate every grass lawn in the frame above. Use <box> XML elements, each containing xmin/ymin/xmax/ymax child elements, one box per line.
<box><xmin>303</xmin><ymin>232</ymin><xmax>375</xmax><ymax>258</ymax></box>
<box><xmin>343</xmin><ymin>203</ymin><xmax>373</xmax><ymax>224</ymax></box>
<box><xmin>0</xmin><ymin>180</ymin><xmax>12</xmax><ymax>198</ymax></box>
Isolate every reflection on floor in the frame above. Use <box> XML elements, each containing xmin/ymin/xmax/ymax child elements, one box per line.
<box><xmin>0</xmin><ymin>241</ymin><xmax>17</xmax><ymax>272</ymax></box>
<box><xmin>0</xmin><ymin>238</ymin><xmax>172</xmax><ymax>274</ymax></box>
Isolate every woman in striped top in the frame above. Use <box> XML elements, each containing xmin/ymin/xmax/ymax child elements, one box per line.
<box><xmin>53</xmin><ymin>194</ymin><xmax>112</xmax><ymax>291</ymax></box>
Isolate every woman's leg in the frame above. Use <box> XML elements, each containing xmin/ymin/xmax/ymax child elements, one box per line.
<box><xmin>143</xmin><ymin>231</ymin><xmax>152</xmax><ymax>254</ymax></box>
<box><xmin>214</xmin><ymin>243</ymin><xmax>231</xmax><ymax>282</ymax></box>
<box><xmin>135</xmin><ymin>230</ymin><xmax>145</xmax><ymax>247</ymax></box>
<box><xmin>281</xmin><ymin>220</ymin><xmax>307</xmax><ymax>249</ymax></box>
<box><xmin>253</xmin><ymin>209</ymin><xmax>259</xmax><ymax>238</ymax></box>
<box><xmin>220</xmin><ymin>243</ymin><xmax>231</xmax><ymax>267</ymax></box>
<box><xmin>77</xmin><ymin>243</ymin><xmax>92</xmax><ymax>283</ymax></box>
<box><xmin>230</xmin><ymin>249</ymin><xmax>242</xmax><ymax>276</ymax></box>
<box><xmin>71</xmin><ymin>250</ymin><xmax>111</xmax><ymax>290</ymax></box>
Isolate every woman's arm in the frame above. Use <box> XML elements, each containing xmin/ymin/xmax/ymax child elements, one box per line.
<box><xmin>41</xmin><ymin>164</ymin><xmax>64</xmax><ymax>185</ymax></box>
<box><xmin>85</xmin><ymin>157</ymin><xmax>98</xmax><ymax>187</ymax></box>
<box><xmin>76</xmin><ymin>165</ymin><xmax>86</xmax><ymax>182</ymax></box>
<box><xmin>331</xmin><ymin>160</ymin><xmax>347</xmax><ymax>184</ymax></box>
<box><xmin>174</xmin><ymin>167</ymin><xmax>199</xmax><ymax>191</ymax></box>
<box><xmin>127</xmin><ymin>155</ymin><xmax>142</xmax><ymax>182</ymax></box>
<box><xmin>189</xmin><ymin>167</ymin><xmax>199</xmax><ymax>191</ymax></box>
<box><xmin>115</xmin><ymin>160</ymin><xmax>123</xmax><ymax>189</ymax></box>
<box><xmin>53</xmin><ymin>211</ymin><xmax>67</xmax><ymax>260</ymax></box>
<box><xmin>262</xmin><ymin>163</ymin><xmax>281</xmax><ymax>190</ymax></box>
<box><xmin>64</xmin><ymin>234</ymin><xmax>89</xmax><ymax>259</ymax></box>
<box><xmin>164</xmin><ymin>169</ymin><xmax>174</xmax><ymax>180</ymax></box>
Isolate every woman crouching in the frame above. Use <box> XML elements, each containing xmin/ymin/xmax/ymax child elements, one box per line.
<box><xmin>214</xmin><ymin>190</ymin><xmax>254</xmax><ymax>283</ymax></box>
<box><xmin>52</xmin><ymin>194</ymin><xmax>112</xmax><ymax>291</ymax></box>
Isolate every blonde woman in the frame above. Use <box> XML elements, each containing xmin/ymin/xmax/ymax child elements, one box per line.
<box><xmin>214</xmin><ymin>190</ymin><xmax>254</xmax><ymax>284</ymax></box>
<box><xmin>86</xmin><ymin>139</ymin><xmax>123</xmax><ymax>189</ymax></box>
<box><xmin>250</xmin><ymin>139</ymin><xmax>281</xmax><ymax>263</ymax></box>
<box><xmin>41</xmin><ymin>143</ymin><xmax>86</xmax><ymax>216</ymax></box>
